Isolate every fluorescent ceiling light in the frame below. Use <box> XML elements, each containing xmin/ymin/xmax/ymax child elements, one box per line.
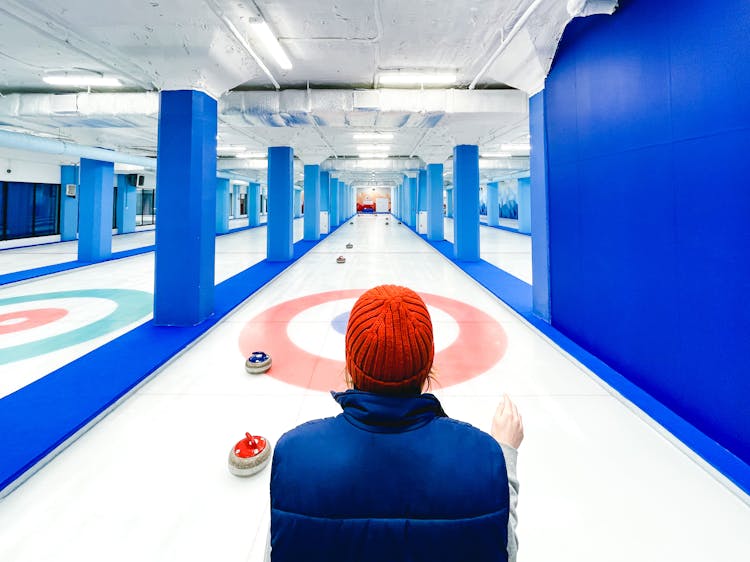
<box><xmin>353</xmin><ymin>132</ymin><xmax>394</xmax><ymax>141</ymax></box>
<box><xmin>481</xmin><ymin>152</ymin><xmax>511</xmax><ymax>158</ymax></box>
<box><xmin>249</xmin><ymin>21</ymin><xmax>292</xmax><ymax>70</ymax></box>
<box><xmin>235</xmin><ymin>151</ymin><xmax>266</xmax><ymax>159</ymax></box>
<box><xmin>241</xmin><ymin>160</ymin><xmax>268</xmax><ymax>169</ymax></box>
<box><xmin>500</xmin><ymin>143</ymin><xmax>531</xmax><ymax>152</ymax></box>
<box><xmin>217</xmin><ymin>145</ymin><xmax>247</xmax><ymax>155</ymax></box>
<box><xmin>356</xmin><ymin>145</ymin><xmax>391</xmax><ymax>152</ymax></box>
<box><xmin>358</xmin><ymin>153</ymin><xmax>389</xmax><ymax>159</ymax></box>
<box><xmin>43</xmin><ymin>75</ymin><xmax>122</xmax><ymax>87</ymax></box>
<box><xmin>116</xmin><ymin>164</ymin><xmax>145</xmax><ymax>172</ymax></box>
<box><xmin>378</xmin><ymin>71</ymin><xmax>456</xmax><ymax>86</ymax></box>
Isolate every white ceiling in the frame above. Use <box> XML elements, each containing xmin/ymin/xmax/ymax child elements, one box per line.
<box><xmin>0</xmin><ymin>0</ymin><xmax>615</xmax><ymax>186</ymax></box>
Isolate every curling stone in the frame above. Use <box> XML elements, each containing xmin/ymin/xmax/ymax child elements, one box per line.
<box><xmin>245</xmin><ymin>351</ymin><xmax>272</xmax><ymax>374</ymax></box>
<box><xmin>398</xmin><ymin>221</ymin><xmax>402</xmax><ymax>224</ymax></box>
<box><xmin>336</xmin><ymin>256</ymin><xmax>346</xmax><ymax>264</ymax></box>
<box><xmin>350</xmin><ymin>221</ymin><xmax>354</xmax><ymax>225</ymax></box>
<box><xmin>346</xmin><ymin>243</ymin><xmax>353</xmax><ymax>249</ymax></box>
<box><xmin>228</xmin><ymin>432</ymin><xmax>272</xmax><ymax>477</ymax></box>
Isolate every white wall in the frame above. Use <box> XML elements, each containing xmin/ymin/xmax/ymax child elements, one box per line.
<box><xmin>0</xmin><ymin>154</ymin><xmax>60</xmax><ymax>184</ymax></box>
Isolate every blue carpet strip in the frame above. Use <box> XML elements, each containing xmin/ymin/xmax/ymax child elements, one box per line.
<box><xmin>0</xmin><ymin>231</ymin><xmax>330</xmax><ymax>496</ymax></box>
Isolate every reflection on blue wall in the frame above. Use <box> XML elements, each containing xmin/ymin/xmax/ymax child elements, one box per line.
<box><xmin>546</xmin><ymin>0</ymin><xmax>750</xmax><ymax>476</ymax></box>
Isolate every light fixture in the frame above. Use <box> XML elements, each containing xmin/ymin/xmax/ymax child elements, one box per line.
<box><xmin>500</xmin><ymin>143</ymin><xmax>531</xmax><ymax>152</ymax></box>
<box><xmin>378</xmin><ymin>71</ymin><xmax>456</xmax><ymax>87</ymax></box>
<box><xmin>235</xmin><ymin>151</ymin><xmax>266</xmax><ymax>159</ymax></box>
<box><xmin>115</xmin><ymin>164</ymin><xmax>145</xmax><ymax>172</ymax></box>
<box><xmin>356</xmin><ymin>145</ymin><xmax>391</xmax><ymax>152</ymax></box>
<box><xmin>249</xmin><ymin>21</ymin><xmax>292</xmax><ymax>70</ymax></box>
<box><xmin>358</xmin><ymin>153</ymin><xmax>389</xmax><ymax>159</ymax></box>
<box><xmin>217</xmin><ymin>145</ymin><xmax>248</xmax><ymax>155</ymax></box>
<box><xmin>43</xmin><ymin>74</ymin><xmax>122</xmax><ymax>87</ymax></box>
<box><xmin>353</xmin><ymin>132</ymin><xmax>394</xmax><ymax>141</ymax></box>
<box><xmin>481</xmin><ymin>152</ymin><xmax>511</xmax><ymax>158</ymax></box>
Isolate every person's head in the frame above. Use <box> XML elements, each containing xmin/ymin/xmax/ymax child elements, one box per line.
<box><xmin>345</xmin><ymin>285</ymin><xmax>434</xmax><ymax>396</ymax></box>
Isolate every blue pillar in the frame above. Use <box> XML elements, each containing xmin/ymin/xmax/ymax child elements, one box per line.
<box><xmin>408</xmin><ymin>176</ymin><xmax>418</xmax><ymax>228</ymax></box>
<box><xmin>446</xmin><ymin>186</ymin><xmax>454</xmax><ymax>218</ymax></box>
<box><xmin>115</xmin><ymin>174</ymin><xmax>136</xmax><ymax>234</ymax></box>
<box><xmin>248</xmin><ymin>182</ymin><xmax>260</xmax><ymax>227</ymax></box>
<box><xmin>517</xmin><ymin>177</ymin><xmax>531</xmax><ymax>235</ymax></box>
<box><xmin>78</xmin><ymin>158</ymin><xmax>114</xmax><ymax>262</ymax></box>
<box><xmin>320</xmin><ymin>171</ymin><xmax>330</xmax><ymax>213</ymax></box>
<box><xmin>303</xmin><ymin>165</ymin><xmax>321</xmax><ymax>240</ymax></box>
<box><xmin>453</xmin><ymin>144</ymin><xmax>480</xmax><ymax>261</ymax></box>
<box><xmin>339</xmin><ymin>182</ymin><xmax>347</xmax><ymax>223</ymax></box>
<box><xmin>418</xmin><ymin>169</ymin><xmax>428</xmax><ymax>212</ymax></box>
<box><xmin>486</xmin><ymin>181</ymin><xmax>499</xmax><ymax>227</ymax></box>
<box><xmin>154</xmin><ymin>90</ymin><xmax>216</xmax><ymax>326</ymax></box>
<box><xmin>267</xmin><ymin>146</ymin><xmax>294</xmax><ymax>261</ymax></box>
<box><xmin>329</xmin><ymin>177</ymin><xmax>340</xmax><ymax>228</ymax></box>
<box><xmin>530</xmin><ymin>91</ymin><xmax>550</xmax><ymax>320</ymax></box>
<box><xmin>427</xmin><ymin>163</ymin><xmax>444</xmax><ymax>241</ymax></box>
<box><xmin>216</xmin><ymin>177</ymin><xmax>230</xmax><ymax>234</ymax></box>
<box><xmin>60</xmin><ymin>165</ymin><xmax>79</xmax><ymax>241</ymax></box>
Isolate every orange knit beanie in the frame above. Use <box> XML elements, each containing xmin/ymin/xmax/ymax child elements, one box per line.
<box><xmin>345</xmin><ymin>285</ymin><xmax>434</xmax><ymax>394</ymax></box>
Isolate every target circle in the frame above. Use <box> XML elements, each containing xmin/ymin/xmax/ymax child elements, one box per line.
<box><xmin>0</xmin><ymin>308</ymin><xmax>68</xmax><ymax>335</ymax></box>
<box><xmin>239</xmin><ymin>290</ymin><xmax>507</xmax><ymax>392</ymax></box>
<box><xmin>0</xmin><ymin>289</ymin><xmax>152</xmax><ymax>365</ymax></box>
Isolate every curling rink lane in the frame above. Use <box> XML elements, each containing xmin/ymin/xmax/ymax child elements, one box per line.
<box><xmin>1</xmin><ymin>215</ymin><xmax>749</xmax><ymax>561</ymax></box>
<box><xmin>0</xmin><ymin>218</ymin><xmax>296</xmax><ymax>399</ymax></box>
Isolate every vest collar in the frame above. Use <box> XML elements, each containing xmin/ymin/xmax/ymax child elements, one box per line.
<box><xmin>332</xmin><ymin>389</ymin><xmax>447</xmax><ymax>433</ymax></box>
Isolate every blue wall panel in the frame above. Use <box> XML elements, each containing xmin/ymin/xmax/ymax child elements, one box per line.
<box><xmin>546</xmin><ymin>0</ymin><xmax>750</xmax><ymax>467</ymax></box>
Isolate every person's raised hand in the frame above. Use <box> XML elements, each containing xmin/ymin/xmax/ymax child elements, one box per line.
<box><xmin>490</xmin><ymin>394</ymin><xmax>524</xmax><ymax>449</ymax></box>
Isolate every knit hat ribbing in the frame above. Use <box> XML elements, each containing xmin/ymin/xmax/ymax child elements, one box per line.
<box><xmin>345</xmin><ymin>285</ymin><xmax>434</xmax><ymax>394</ymax></box>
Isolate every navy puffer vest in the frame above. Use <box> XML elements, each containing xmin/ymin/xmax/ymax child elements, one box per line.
<box><xmin>270</xmin><ymin>390</ymin><xmax>509</xmax><ymax>562</ymax></box>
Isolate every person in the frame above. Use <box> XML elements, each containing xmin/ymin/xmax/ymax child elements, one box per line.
<box><xmin>268</xmin><ymin>285</ymin><xmax>523</xmax><ymax>562</ymax></box>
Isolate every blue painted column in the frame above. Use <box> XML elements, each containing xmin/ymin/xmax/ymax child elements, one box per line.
<box><xmin>115</xmin><ymin>174</ymin><xmax>136</xmax><ymax>234</ymax></box>
<box><xmin>486</xmin><ymin>181</ymin><xmax>499</xmax><ymax>227</ymax></box>
<box><xmin>329</xmin><ymin>177</ymin><xmax>340</xmax><ymax>228</ymax></box>
<box><xmin>517</xmin><ymin>177</ymin><xmax>531</xmax><ymax>235</ymax></box>
<box><xmin>216</xmin><ymin>177</ymin><xmax>230</xmax><ymax>234</ymax></box>
<box><xmin>267</xmin><ymin>146</ymin><xmax>294</xmax><ymax>261</ymax></box>
<box><xmin>339</xmin><ymin>182</ymin><xmax>347</xmax><ymax>222</ymax></box>
<box><xmin>248</xmin><ymin>182</ymin><xmax>260</xmax><ymax>227</ymax></box>
<box><xmin>303</xmin><ymin>164</ymin><xmax>321</xmax><ymax>240</ymax></box>
<box><xmin>418</xmin><ymin>169</ymin><xmax>428</xmax><ymax>212</ymax></box>
<box><xmin>60</xmin><ymin>165</ymin><xmax>79</xmax><ymax>241</ymax></box>
<box><xmin>78</xmin><ymin>158</ymin><xmax>114</xmax><ymax>262</ymax></box>
<box><xmin>154</xmin><ymin>90</ymin><xmax>216</xmax><ymax>326</ymax></box>
<box><xmin>446</xmin><ymin>186</ymin><xmax>454</xmax><ymax>218</ymax></box>
<box><xmin>529</xmin><ymin>91</ymin><xmax>550</xmax><ymax>320</ymax></box>
<box><xmin>453</xmin><ymin>144</ymin><xmax>480</xmax><ymax>261</ymax></box>
<box><xmin>408</xmin><ymin>176</ymin><xmax>418</xmax><ymax>228</ymax></box>
<box><xmin>320</xmin><ymin>171</ymin><xmax>330</xmax><ymax>213</ymax></box>
<box><xmin>427</xmin><ymin>163</ymin><xmax>444</xmax><ymax>241</ymax></box>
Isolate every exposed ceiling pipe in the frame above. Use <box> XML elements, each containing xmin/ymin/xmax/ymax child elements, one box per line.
<box><xmin>0</xmin><ymin>129</ymin><xmax>156</xmax><ymax>168</ymax></box>
<box><xmin>469</xmin><ymin>0</ymin><xmax>546</xmax><ymax>90</ymax></box>
<box><xmin>204</xmin><ymin>0</ymin><xmax>281</xmax><ymax>91</ymax></box>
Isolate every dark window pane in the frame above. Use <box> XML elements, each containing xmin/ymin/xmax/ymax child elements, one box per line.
<box><xmin>33</xmin><ymin>183</ymin><xmax>60</xmax><ymax>236</ymax></box>
<box><xmin>5</xmin><ymin>182</ymin><xmax>34</xmax><ymax>239</ymax></box>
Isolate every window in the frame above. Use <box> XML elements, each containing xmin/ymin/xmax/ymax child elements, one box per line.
<box><xmin>0</xmin><ymin>181</ymin><xmax>60</xmax><ymax>240</ymax></box>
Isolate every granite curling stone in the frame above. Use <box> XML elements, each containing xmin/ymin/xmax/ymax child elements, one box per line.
<box><xmin>228</xmin><ymin>432</ymin><xmax>272</xmax><ymax>476</ymax></box>
<box><xmin>346</xmin><ymin>243</ymin><xmax>353</xmax><ymax>249</ymax></box>
<box><xmin>245</xmin><ymin>351</ymin><xmax>272</xmax><ymax>374</ymax></box>
<box><xmin>337</xmin><ymin>256</ymin><xmax>346</xmax><ymax>264</ymax></box>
